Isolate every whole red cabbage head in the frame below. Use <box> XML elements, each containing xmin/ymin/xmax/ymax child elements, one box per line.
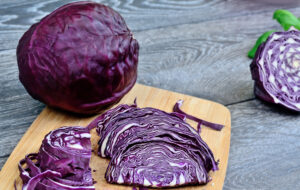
<box><xmin>17</xmin><ymin>1</ymin><xmax>139</xmax><ymax>114</ymax></box>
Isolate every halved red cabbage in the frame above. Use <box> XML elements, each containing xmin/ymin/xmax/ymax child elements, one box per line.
<box><xmin>18</xmin><ymin>127</ymin><xmax>95</xmax><ymax>190</ymax></box>
<box><xmin>251</xmin><ymin>29</ymin><xmax>300</xmax><ymax>111</ymax></box>
<box><xmin>106</xmin><ymin>141</ymin><xmax>210</xmax><ymax>187</ymax></box>
<box><xmin>89</xmin><ymin>102</ymin><xmax>220</xmax><ymax>187</ymax></box>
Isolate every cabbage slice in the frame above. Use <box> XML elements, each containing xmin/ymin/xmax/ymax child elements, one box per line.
<box><xmin>39</xmin><ymin>126</ymin><xmax>92</xmax><ymax>183</ymax></box>
<box><xmin>106</xmin><ymin>141</ymin><xmax>210</xmax><ymax>187</ymax></box>
<box><xmin>91</xmin><ymin>102</ymin><xmax>220</xmax><ymax>187</ymax></box>
<box><xmin>251</xmin><ymin>29</ymin><xmax>300</xmax><ymax>111</ymax></box>
<box><xmin>18</xmin><ymin>127</ymin><xmax>95</xmax><ymax>190</ymax></box>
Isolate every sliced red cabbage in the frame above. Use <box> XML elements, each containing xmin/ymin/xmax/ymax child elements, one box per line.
<box><xmin>21</xmin><ymin>169</ymin><xmax>61</xmax><ymax>190</ymax></box>
<box><xmin>251</xmin><ymin>29</ymin><xmax>300</xmax><ymax>111</ymax></box>
<box><xmin>87</xmin><ymin>103</ymin><xmax>137</xmax><ymax>132</ymax></box>
<box><xmin>38</xmin><ymin>126</ymin><xmax>92</xmax><ymax>183</ymax></box>
<box><xmin>92</xmin><ymin>104</ymin><xmax>217</xmax><ymax>168</ymax></box>
<box><xmin>90</xmin><ymin>102</ymin><xmax>219</xmax><ymax>187</ymax></box>
<box><xmin>173</xmin><ymin>100</ymin><xmax>224</xmax><ymax>132</ymax></box>
<box><xmin>106</xmin><ymin>141</ymin><xmax>210</xmax><ymax>188</ymax></box>
<box><xmin>18</xmin><ymin>127</ymin><xmax>95</xmax><ymax>190</ymax></box>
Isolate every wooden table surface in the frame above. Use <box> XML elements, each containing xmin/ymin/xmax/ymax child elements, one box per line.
<box><xmin>1</xmin><ymin>0</ymin><xmax>300</xmax><ymax>189</ymax></box>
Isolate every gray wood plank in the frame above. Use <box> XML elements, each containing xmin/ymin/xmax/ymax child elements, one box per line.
<box><xmin>0</xmin><ymin>0</ymin><xmax>299</xmax><ymax>31</ymax></box>
<box><xmin>0</xmin><ymin>30</ymin><xmax>23</xmax><ymax>51</ymax></box>
<box><xmin>134</xmin><ymin>9</ymin><xmax>297</xmax><ymax>105</ymax></box>
<box><xmin>0</xmin><ymin>49</ymin><xmax>44</xmax><ymax>166</ymax></box>
<box><xmin>224</xmin><ymin>99</ymin><xmax>300</xmax><ymax>189</ymax></box>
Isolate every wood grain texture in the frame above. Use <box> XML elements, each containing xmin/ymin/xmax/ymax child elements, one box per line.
<box><xmin>224</xmin><ymin>99</ymin><xmax>300</xmax><ymax>190</ymax></box>
<box><xmin>0</xmin><ymin>0</ymin><xmax>299</xmax><ymax>31</ymax></box>
<box><xmin>0</xmin><ymin>84</ymin><xmax>231</xmax><ymax>190</ymax></box>
<box><xmin>0</xmin><ymin>49</ymin><xmax>45</xmax><ymax>168</ymax></box>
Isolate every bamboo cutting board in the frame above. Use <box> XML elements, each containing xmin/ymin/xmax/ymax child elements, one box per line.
<box><xmin>0</xmin><ymin>84</ymin><xmax>231</xmax><ymax>190</ymax></box>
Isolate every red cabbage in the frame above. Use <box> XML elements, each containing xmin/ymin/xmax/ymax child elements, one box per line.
<box><xmin>250</xmin><ymin>29</ymin><xmax>300</xmax><ymax>111</ymax></box>
<box><xmin>17</xmin><ymin>2</ymin><xmax>139</xmax><ymax>114</ymax></box>
<box><xmin>89</xmin><ymin>102</ymin><xmax>220</xmax><ymax>187</ymax></box>
<box><xmin>18</xmin><ymin>127</ymin><xmax>95</xmax><ymax>190</ymax></box>
<box><xmin>106</xmin><ymin>141</ymin><xmax>210</xmax><ymax>187</ymax></box>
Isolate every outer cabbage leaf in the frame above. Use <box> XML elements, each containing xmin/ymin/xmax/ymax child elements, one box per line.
<box><xmin>273</xmin><ymin>9</ymin><xmax>300</xmax><ymax>31</ymax></box>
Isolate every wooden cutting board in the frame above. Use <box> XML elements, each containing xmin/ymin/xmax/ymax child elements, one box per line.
<box><xmin>0</xmin><ymin>84</ymin><xmax>231</xmax><ymax>190</ymax></box>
